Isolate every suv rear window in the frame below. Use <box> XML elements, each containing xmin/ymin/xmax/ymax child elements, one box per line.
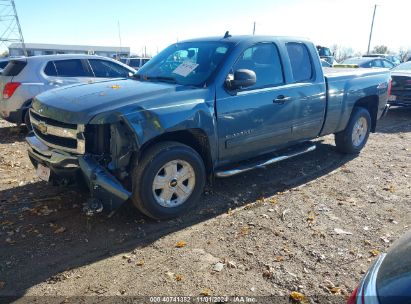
<box><xmin>2</xmin><ymin>60</ymin><xmax>27</xmax><ymax>76</ymax></box>
<box><xmin>0</xmin><ymin>61</ymin><xmax>9</xmax><ymax>69</ymax></box>
<box><xmin>286</xmin><ymin>42</ymin><xmax>313</xmax><ymax>82</ymax></box>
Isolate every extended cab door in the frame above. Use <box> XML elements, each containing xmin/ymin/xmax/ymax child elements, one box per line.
<box><xmin>284</xmin><ymin>42</ymin><xmax>326</xmax><ymax>142</ymax></box>
<box><xmin>216</xmin><ymin>42</ymin><xmax>295</xmax><ymax>164</ymax></box>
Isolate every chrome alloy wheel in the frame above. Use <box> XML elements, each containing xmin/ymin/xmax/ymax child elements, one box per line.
<box><xmin>152</xmin><ymin>160</ymin><xmax>196</xmax><ymax>208</ymax></box>
<box><xmin>352</xmin><ymin>117</ymin><xmax>368</xmax><ymax>147</ymax></box>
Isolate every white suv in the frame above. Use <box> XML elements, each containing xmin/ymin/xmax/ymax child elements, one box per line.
<box><xmin>0</xmin><ymin>54</ymin><xmax>136</xmax><ymax>128</ymax></box>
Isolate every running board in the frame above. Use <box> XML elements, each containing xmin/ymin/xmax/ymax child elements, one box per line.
<box><xmin>215</xmin><ymin>144</ymin><xmax>316</xmax><ymax>178</ymax></box>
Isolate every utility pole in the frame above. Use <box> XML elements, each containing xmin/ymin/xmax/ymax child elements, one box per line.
<box><xmin>0</xmin><ymin>0</ymin><xmax>27</xmax><ymax>56</ymax></box>
<box><xmin>367</xmin><ymin>4</ymin><xmax>377</xmax><ymax>54</ymax></box>
<box><xmin>117</xmin><ymin>20</ymin><xmax>122</xmax><ymax>58</ymax></box>
<box><xmin>253</xmin><ymin>22</ymin><xmax>256</xmax><ymax>35</ymax></box>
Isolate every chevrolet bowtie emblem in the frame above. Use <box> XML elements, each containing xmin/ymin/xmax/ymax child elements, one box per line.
<box><xmin>37</xmin><ymin>121</ymin><xmax>48</xmax><ymax>134</ymax></box>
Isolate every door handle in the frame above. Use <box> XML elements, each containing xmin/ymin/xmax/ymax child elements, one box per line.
<box><xmin>273</xmin><ymin>95</ymin><xmax>292</xmax><ymax>104</ymax></box>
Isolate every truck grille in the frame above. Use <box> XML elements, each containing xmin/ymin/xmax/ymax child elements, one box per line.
<box><xmin>30</xmin><ymin>109</ymin><xmax>85</xmax><ymax>154</ymax></box>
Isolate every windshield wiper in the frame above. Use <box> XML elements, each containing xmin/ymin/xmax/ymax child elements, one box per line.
<box><xmin>145</xmin><ymin>76</ymin><xmax>177</xmax><ymax>84</ymax></box>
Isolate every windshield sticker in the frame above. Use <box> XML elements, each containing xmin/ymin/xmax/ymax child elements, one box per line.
<box><xmin>172</xmin><ymin>61</ymin><xmax>199</xmax><ymax>77</ymax></box>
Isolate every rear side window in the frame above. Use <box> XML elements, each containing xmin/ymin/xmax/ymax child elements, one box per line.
<box><xmin>88</xmin><ymin>59</ymin><xmax>130</xmax><ymax>78</ymax></box>
<box><xmin>371</xmin><ymin>60</ymin><xmax>383</xmax><ymax>68</ymax></box>
<box><xmin>286</xmin><ymin>43</ymin><xmax>313</xmax><ymax>82</ymax></box>
<box><xmin>53</xmin><ymin>59</ymin><xmax>88</xmax><ymax>77</ymax></box>
<box><xmin>44</xmin><ymin>61</ymin><xmax>57</xmax><ymax>76</ymax></box>
<box><xmin>382</xmin><ymin>60</ymin><xmax>394</xmax><ymax>68</ymax></box>
<box><xmin>2</xmin><ymin>60</ymin><xmax>27</xmax><ymax>76</ymax></box>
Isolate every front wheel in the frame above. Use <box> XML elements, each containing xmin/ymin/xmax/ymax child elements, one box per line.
<box><xmin>335</xmin><ymin>107</ymin><xmax>371</xmax><ymax>154</ymax></box>
<box><xmin>131</xmin><ymin>141</ymin><xmax>206</xmax><ymax>220</ymax></box>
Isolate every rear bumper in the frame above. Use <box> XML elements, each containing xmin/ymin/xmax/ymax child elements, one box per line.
<box><xmin>0</xmin><ymin>108</ymin><xmax>25</xmax><ymax>124</ymax></box>
<box><xmin>26</xmin><ymin>134</ymin><xmax>131</xmax><ymax>210</ymax></box>
<box><xmin>389</xmin><ymin>91</ymin><xmax>411</xmax><ymax>106</ymax></box>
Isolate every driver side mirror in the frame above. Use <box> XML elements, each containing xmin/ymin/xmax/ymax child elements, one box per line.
<box><xmin>226</xmin><ymin>69</ymin><xmax>256</xmax><ymax>90</ymax></box>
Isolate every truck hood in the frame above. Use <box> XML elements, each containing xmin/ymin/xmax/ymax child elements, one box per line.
<box><xmin>32</xmin><ymin>79</ymin><xmax>201</xmax><ymax>124</ymax></box>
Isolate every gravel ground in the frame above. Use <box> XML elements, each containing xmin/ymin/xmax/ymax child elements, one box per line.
<box><xmin>0</xmin><ymin>107</ymin><xmax>410</xmax><ymax>303</ymax></box>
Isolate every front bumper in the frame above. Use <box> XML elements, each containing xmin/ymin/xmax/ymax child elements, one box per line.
<box><xmin>26</xmin><ymin>134</ymin><xmax>131</xmax><ymax>210</ymax></box>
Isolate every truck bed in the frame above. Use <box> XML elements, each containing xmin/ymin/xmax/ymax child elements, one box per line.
<box><xmin>320</xmin><ymin>67</ymin><xmax>391</xmax><ymax>136</ymax></box>
<box><xmin>323</xmin><ymin>67</ymin><xmax>389</xmax><ymax>79</ymax></box>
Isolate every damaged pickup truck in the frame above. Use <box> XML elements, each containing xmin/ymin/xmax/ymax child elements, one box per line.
<box><xmin>26</xmin><ymin>35</ymin><xmax>391</xmax><ymax>219</ymax></box>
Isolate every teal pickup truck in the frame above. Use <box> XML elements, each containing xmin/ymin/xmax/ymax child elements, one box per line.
<box><xmin>26</xmin><ymin>35</ymin><xmax>391</xmax><ymax>219</ymax></box>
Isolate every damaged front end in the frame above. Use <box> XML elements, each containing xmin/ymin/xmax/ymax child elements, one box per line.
<box><xmin>27</xmin><ymin>109</ymin><xmax>137</xmax><ymax>214</ymax></box>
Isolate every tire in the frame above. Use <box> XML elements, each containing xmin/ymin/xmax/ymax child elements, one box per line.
<box><xmin>131</xmin><ymin>141</ymin><xmax>206</xmax><ymax>220</ymax></box>
<box><xmin>24</xmin><ymin>110</ymin><xmax>32</xmax><ymax>131</ymax></box>
<box><xmin>335</xmin><ymin>107</ymin><xmax>371</xmax><ymax>154</ymax></box>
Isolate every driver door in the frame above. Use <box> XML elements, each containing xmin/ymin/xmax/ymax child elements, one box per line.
<box><xmin>216</xmin><ymin>43</ymin><xmax>295</xmax><ymax>164</ymax></box>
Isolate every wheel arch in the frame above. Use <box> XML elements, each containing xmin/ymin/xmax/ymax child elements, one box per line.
<box><xmin>353</xmin><ymin>95</ymin><xmax>379</xmax><ymax>132</ymax></box>
<box><xmin>137</xmin><ymin>129</ymin><xmax>214</xmax><ymax>176</ymax></box>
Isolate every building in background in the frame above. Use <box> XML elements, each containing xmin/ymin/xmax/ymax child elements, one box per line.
<box><xmin>8</xmin><ymin>43</ymin><xmax>130</xmax><ymax>58</ymax></box>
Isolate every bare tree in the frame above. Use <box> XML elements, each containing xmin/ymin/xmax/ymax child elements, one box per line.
<box><xmin>372</xmin><ymin>45</ymin><xmax>389</xmax><ymax>54</ymax></box>
<box><xmin>336</xmin><ymin>47</ymin><xmax>354</xmax><ymax>62</ymax></box>
<box><xmin>398</xmin><ymin>47</ymin><xmax>409</xmax><ymax>62</ymax></box>
<box><xmin>330</xmin><ymin>44</ymin><xmax>339</xmax><ymax>56</ymax></box>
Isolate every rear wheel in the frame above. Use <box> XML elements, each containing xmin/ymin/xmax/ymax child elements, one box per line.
<box><xmin>131</xmin><ymin>141</ymin><xmax>206</xmax><ymax>220</ymax></box>
<box><xmin>335</xmin><ymin>107</ymin><xmax>371</xmax><ymax>154</ymax></box>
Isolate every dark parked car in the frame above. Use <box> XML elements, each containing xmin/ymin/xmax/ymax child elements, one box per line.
<box><xmin>335</xmin><ymin>57</ymin><xmax>395</xmax><ymax>69</ymax></box>
<box><xmin>347</xmin><ymin>230</ymin><xmax>411</xmax><ymax>304</ymax></box>
<box><xmin>316</xmin><ymin>45</ymin><xmax>335</xmax><ymax>65</ymax></box>
<box><xmin>388</xmin><ymin>61</ymin><xmax>411</xmax><ymax>106</ymax></box>
<box><xmin>362</xmin><ymin>54</ymin><xmax>401</xmax><ymax>66</ymax></box>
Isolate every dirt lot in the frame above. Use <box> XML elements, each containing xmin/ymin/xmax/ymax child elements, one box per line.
<box><xmin>0</xmin><ymin>107</ymin><xmax>410</xmax><ymax>303</ymax></box>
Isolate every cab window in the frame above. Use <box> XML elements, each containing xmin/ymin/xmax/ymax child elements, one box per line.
<box><xmin>286</xmin><ymin>42</ymin><xmax>313</xmax><ymax>82</ymax></box>
<box><xmin>232</xmin><ymin>43</ymin><xmax>284</xmax><ymax>89</ymax></box>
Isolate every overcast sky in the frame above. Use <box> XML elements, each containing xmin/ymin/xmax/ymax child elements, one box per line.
<box><xmin>14</xmin><ymin>0</ymin><xmax>410</xmax><ymax>55</ymax></box>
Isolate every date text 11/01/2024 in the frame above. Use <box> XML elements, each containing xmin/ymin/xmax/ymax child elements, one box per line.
<box><xmin>149</xmin><ymin>296</ymin><xmax>257</xmax><ymax>303</ymax></box>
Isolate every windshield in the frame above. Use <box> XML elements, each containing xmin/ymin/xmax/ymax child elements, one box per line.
<box><xmin>392</xmin><ymin>62</ymin><xmax>411</xmax><ymax>71</ymax></box>
<box><xmin>136</xmin><ymin>41</ymin><xmax>232</xmax><ymax>86</ymax></box>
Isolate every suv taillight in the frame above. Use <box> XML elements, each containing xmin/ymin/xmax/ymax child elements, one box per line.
<box><xmin>387</xmin><ymin>79</ymin><xmax>392</xmax><ymax>97</ymax></box>
<box><xmin>3</xmin><ymin>82</ymin><xmax>21</xmax><ymax>99</ymax></box>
